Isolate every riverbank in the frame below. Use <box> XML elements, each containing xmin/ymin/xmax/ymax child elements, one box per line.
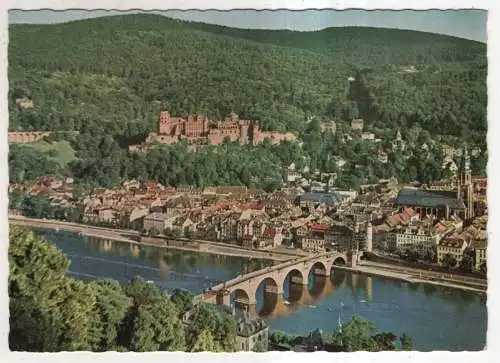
<box><xmin>8</xmin><ymin>215</ymin><xmax>296</xmax><ymax>262</ymax></box>
<box><xmin>336</xmin><ymin>262</ymin><xmax>487</xmax><ymax>294</ymax></box>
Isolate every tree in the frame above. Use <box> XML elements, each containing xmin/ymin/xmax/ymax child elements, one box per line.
<box><xmin>459</xmin><ymin>249</ymin><xmax>475</xmax><ymax>273</ymax></box>
<box><xmin>188</xmin><ymin>303</ymin><xmax>237</xmax><ymax>352</ymax></box>
<box><xmin>89</xmin><ymin>279</ymin><xmax>133</xmax><ymax>351</ymax></box>
<box><xmin>170</xmin><ymin>288</ymin><xmax>195</xmax><ymax>314</ymax></box>
<box><xmin>441</xmin><ymin>253</ymin><xmax>457</xmax><ymax>270</ymax></box>
<box><xmin>129</xmin><ymin>299</ymin><xmax>186</xmax><ymax>352</ymax></box>
<box><xmin>190</xmin><ymin>329</ymin><xmax>220</xmax><ymax>352</ymax></box>
<box><xmin>8</xmin><ymin>226</ymin><xmax>99</xmax><ymax>351</ymax></box>
<box><xmin>372</xmin><ymin>332</ymin><xmax>397</xmax><ymax>351</ymax></box>
<box><xmin>400</xmin><ymin>332</ymin><xmax>414</xmax><ymax>351</ymax></box>
<box><xmin>332</xmin><ymin>315</ymin><xmax>378</xmax><ymax>352</ymax></box>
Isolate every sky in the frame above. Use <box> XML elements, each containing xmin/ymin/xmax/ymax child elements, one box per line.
<box><xmin>8</xmin><ymin>9</ymin><xmax>487</xmax><ymax>43</ymax></box>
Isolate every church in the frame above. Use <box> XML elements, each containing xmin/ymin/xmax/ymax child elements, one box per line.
<box><xmin>395</xmin><ymin>148</ymin><xmax>475</xmax><ymax>222</ymax></box>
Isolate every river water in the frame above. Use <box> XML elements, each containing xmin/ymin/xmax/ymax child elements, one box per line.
<box><xmin>35</xmin><ymin>228</ymin><xmax>487</xmax><ymax>351</ymax></box>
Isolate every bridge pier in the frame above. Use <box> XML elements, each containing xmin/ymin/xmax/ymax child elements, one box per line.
<box><xmin>216</xmin><ymin>291</ymin><xmax>231</xmax><ymax>306</ymax></box>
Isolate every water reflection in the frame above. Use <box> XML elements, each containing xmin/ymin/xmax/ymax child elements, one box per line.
<box><xmin>37</xmin><ymin>229</ymin><xmax>487</xmax><ymax>351</ymax></box>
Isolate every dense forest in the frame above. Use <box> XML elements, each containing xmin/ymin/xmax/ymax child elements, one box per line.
<box><xmin>8</xmin><ymin>14</ymin><xmax>488</xmax><ymax>190</ymax></box>
<box><xmin>9</xmin><ymin>225</ymin><xmax>414</xmax><ymax>352</ymax></box>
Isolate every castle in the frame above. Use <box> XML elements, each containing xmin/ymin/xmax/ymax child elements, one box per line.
<box><xmin>129</xmin><ymin>111</ymin><xmax>296</xmax><ymax>151</ymax></box>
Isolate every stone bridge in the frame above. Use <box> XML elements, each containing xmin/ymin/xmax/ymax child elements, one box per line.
<box><xmin>202</xmin><ymin>250</ymin><xmax>361</xmax><ymax>312</ymax></box>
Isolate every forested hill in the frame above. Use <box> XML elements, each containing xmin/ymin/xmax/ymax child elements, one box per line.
<box><xmin>9</xmin><ymin>13</ymin><xmax>487</xmax><ymax>144</ymax></box>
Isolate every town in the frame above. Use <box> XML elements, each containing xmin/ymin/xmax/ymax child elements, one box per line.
<box><xmin>8</xmin><ymin>130</ymin><xmax>487</xmax><ymax>275</ymax></box>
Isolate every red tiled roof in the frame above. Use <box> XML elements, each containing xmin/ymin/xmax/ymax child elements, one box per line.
<box><xmin>310</xmin><ymin>223</ymin><xmax>330</xmax><ymax>232</ymax></box>
<box><xmin>262</xmin><ymin>227</ymin><xmax>277</xmax><ymax>238</ymax></box>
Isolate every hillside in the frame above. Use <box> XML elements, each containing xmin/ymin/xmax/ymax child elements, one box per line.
<box><xmin>8</xmin><ymin>14</ymin><xmax>487</xmax><ymax>144</ymax></box>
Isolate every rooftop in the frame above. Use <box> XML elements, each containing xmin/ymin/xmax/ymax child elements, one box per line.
<box><xmin>396</xmin><ymin>188</ymin><xmax>465</xmax><ymax>210</ymax></box>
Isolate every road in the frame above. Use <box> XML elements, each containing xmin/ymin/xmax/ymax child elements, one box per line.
<box><xmin>8</xmin><ymin>215</ymin><xmax>299</xmax><ymax>262</ymax></box>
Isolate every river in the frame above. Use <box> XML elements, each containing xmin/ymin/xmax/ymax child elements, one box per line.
<box><xmin>35</xmin><ymin>228</ymin><xmax>487</xmax><ymax>351</ymax></box>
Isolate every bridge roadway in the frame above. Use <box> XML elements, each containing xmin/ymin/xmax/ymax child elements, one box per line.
<box><xmin>201</xmin><ymin>250</ymin><xmax>356</xmax><ymax>309</ymax></box>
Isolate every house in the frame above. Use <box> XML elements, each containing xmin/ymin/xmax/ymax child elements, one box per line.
<box><xmin>301</xmin><ymin>223</ymin><xmax>329</xmax><ymax>252</ymax></box>
<box><xmin>126</xmin><ymin>206</ymin><xmax>150</xmax><ymax>230</ymax></box>
<box><xmin>237</xmin><ymin>219</ymin><xmax>253</xmax><ymax>240</ymax></box>
<box><xmin>351</xmin><ymin>118</ymin><xmax>364</xmax><ymax>131</ymax></box>
<box><xmin>361</xmin><ymin>132</ymin><xmax>375</xmax><ymax>141</ymax></box>
<box><xmin>377</xmin><ymin>150</ymin><xmax>388</xmax><ymax>164</ymax></box>
<box><xmin>471</xmin><ymin>239</ymin><xmax>487</xmax><ymax>271</ymax></box>
<box><xmin>387</xmin><ymin>225</ymin><xmax>442</xmax><ymax>252</ymax></box>
<box><xmin>437</xmin><ymin>237</ymin><xmax>468</xmax><ymax>266</ymax></box>
<box><xmin>232</xmin><ymin>308</ymin><xmax>269</xmax><ymax>352</ymax></box>
<box><xmin>257</xmin><ymin>227</ymin><xmax>283</xmax><ymax>248</ymax></box>
<box><xmin>143</xmin><ymin>212</ymin><xmax>169</xmax><ymax>233</ymax></box>
<box><xmin>98</xmin><ymin>208</ymin><xmax>117</xmax><ymax>224</ymax></box>
<box><xmin>299</xmin><ymin>192</ymin><xmax>345</xmax><ymax>208</ymax></box>
<box><xmin>172</xmin><ymin>215</ymin><xmax>197</xmax><ymax>237</ymax></box>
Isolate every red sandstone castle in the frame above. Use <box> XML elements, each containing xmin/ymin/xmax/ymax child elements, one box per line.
<box><xmin>130</xmin><ymin>111</ymin><xmax>296</xmax><ymax>151</ymax></box>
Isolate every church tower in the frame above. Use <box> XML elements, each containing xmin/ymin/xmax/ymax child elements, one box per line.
<box><xmin>457</xmin><ymin>146</ymin><xmax>474</xmax><ymax>221</ymax></box>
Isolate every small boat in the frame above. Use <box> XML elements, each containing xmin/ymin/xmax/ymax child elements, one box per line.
<box><xmin>340</xmin><ymin>302</ymin><xmax>345</xmax><ymax>308</ymax></box>
<box><xmin>146</xmin><ymin>280</ymin><xmax>154</xmax><ymax>284</ymax></box>
<box><xmin>308</xmin><ymin>304</ymin><xmax>318</xmax><ymax>309</ymax></box>
<box><xmin>327</xmin><ymin>308</ymin><xmax>335</xmax><ymax>312</ymax></box>
<box><xmin>359</xmin><ymin>299</ymin><xmax>367</xmax><ymax>303</ymax></box>
<box><xmin>283</xmin><ymin>300</ymin><xmax>291</xmax><ymax>305</ymax></box>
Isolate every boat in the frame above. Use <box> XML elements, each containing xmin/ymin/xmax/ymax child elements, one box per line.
<box><xmin>308</xmin><ymin>304</ymin><xmax>317</xmax><ymax>309</ymax></box>
<box><xmin>146</xmin><ymin>280</ymin><xmax>154</xmax><ymax>284</ymax></box>
<box><xmin>359</xmin><ymin>299</ymin><xmax>367</xmax><ymax>303</ymax></box>
<box><xmin>283</xmin><ymin>300</ymin><xmax>291</xmax><ymax>305</ymax></box>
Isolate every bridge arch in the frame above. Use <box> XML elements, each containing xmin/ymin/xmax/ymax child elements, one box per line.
<box><xmin>282</xmin><ymin>268</ymin><xmax>305</xmax><ymax>303</ymax></box>
<box><xmin>309</xmin><ymin>261</ymin><xmax>328</xmax><ymax>276</ymax></box>
<box><xmin>232</xmin><ymin>288</ymin><xmax>251</xmax><ymax>308</ymax></box>
<box><xmin>255</xmin><ymin>277</ymin><xmax>280</xmax><ymax>316</ymax></box>
<box><xmin>332</xmin><ymin>256</ymin><xmax>347</xmax><ymax>266</ymax></box>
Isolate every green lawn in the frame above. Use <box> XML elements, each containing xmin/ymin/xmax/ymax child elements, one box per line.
<box><xmin>22</xmin><ymin>140</ymin><xmax>77</xmax><ymax>167</ymax></box>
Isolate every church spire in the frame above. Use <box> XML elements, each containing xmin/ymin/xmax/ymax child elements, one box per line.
<box><xmin>463</xmin><ymin>146</ymin><xmax>471</xmax><ymax>172</ymax></box>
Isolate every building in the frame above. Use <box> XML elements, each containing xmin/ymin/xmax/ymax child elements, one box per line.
<box><xmin>396</xmin><ymin>147</ymin><xmax>476</xmax><ymax>222</ymax></box>
<box><xmin>456</xmin><ymin>148</ymin><xmax>475</xmax><ymax>220</ymax></box>
<box><xmin>351</xmin><ymin>118</ymin><xmax>364</xmax><ymax>131</ymax></box>
<box><xmin>301</xmin><ymin>223</ymin><xmax>329</xmax><ymax>252</ymax></box>
<box><xmin>184</xmin><ymin>305</ymin><xmax>268</xmax><ymax>352</ymax></box>
<box><xmin>386</xmin><ymin>225</ymin><xmax>441</xmax><ymax>251</ymax></box>
<box><xmin>257</xmin><ymin>227</ymin><xmax>283</xmax><ymax>248</ymax></box>
<box><xmin>299</xmin><ymin>192</ymin><xmax>345</xmax><ymax>208</ymax></box>
<box><xmin>143</xmin><ymin>212</ymin><xmax>168</xmax><ymax>233</ymax></box>
<box><xmin>395</xmin><ymin>188</ymin><xmax>466</xmax><ymax>220</ymax></box>
<box><xmin>437</xmin><ymin>237</ymin><xmax>467</xmax><ymax>266</ymax></box>
<box><xmin>377</xmin><ymin>150</ymin><xmax>388</xmax><ymax>164</ymax></box>
<box><xmin>471</xmin><ymin>239</ymin><xmax>487</xmax><ymax>271</ymax></box>
<box><xmin>361</xmin><ymin>132</ymin><xmax>375</xmax><ymax>141</ymax></box>
<box><xmin>8</xmin><ymin>131</ymin><xmax>52</xmax><ymax>144</ymax></box>
<box><xmin>132</xmin><ymin>111</ymin><xmax>296</xmax><ymax>150</ymax></box>
<box><xmin>321</xmin><ymin>120</ymin><xmax>336</xmax><ymax>135</ymax></box>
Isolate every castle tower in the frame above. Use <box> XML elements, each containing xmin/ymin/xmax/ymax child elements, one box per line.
<box><xmin>239</xmin><ymin>120</ymin><xmax>250</xmax><ymax>145</ymax></box>
<box><xmin>159</xmin><ymin>111</ymin><xmax>171</xmax><ymax>134</ymax></box>
<box><xmin>365</xmin><ymin>222</ymin><xmax>373</xmax><ymax>252</ymax></box>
